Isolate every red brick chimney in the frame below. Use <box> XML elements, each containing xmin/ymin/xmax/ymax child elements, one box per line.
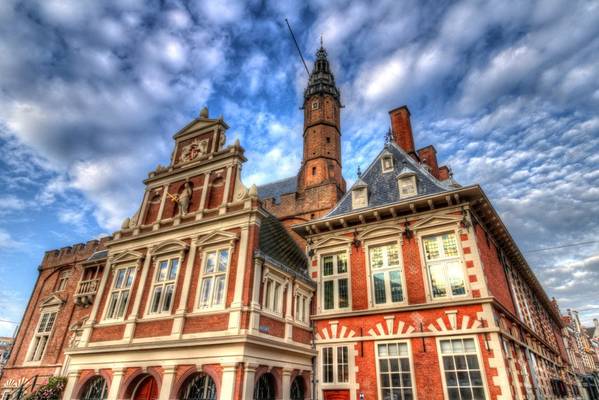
<box><xmin>389</xmin><ymin>106</ymin><xmax>415</xmax><ymax>154</ymax></box>
<box><xmin>417</xmin><ymin>145</ymin><xmax>439</xmax><ymax>178</ymax></box>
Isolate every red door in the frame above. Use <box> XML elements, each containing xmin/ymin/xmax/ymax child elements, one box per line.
<box><xmin>133</xmin><ymin>376</ymin><xmax>159</xmax><ymax>400</ymax></box>
<box><xmin>323</xmin><ymin>390</ymin><xmax>350</xmax><ymax>400</ymax></box>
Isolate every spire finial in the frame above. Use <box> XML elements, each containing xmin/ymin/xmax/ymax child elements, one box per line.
<box><xmin>357</xmin><ymin>165</ymin><xmax>362</xmax><ymax>178</ymax></box>
<box><xmin>320</xmin><ymin>34</ymin><xmax>323</xmax><ymax>48</ymax></box>
<box><xmin>385</xmin><ymin>127</ymin><xmax>393</xmax><ymax>144</ymax></box>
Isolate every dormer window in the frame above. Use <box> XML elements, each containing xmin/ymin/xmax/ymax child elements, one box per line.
<box><xmin>381</xmin><ymin>155</ymin><xmax>394</xmax><ymax>173</ymax></box>
<box><xmin>352</xmin><ymin>179</ymin><xmax>368</xmax><ymax>209</ymax></box>
<box><xmin>398</xmin><ymin>175</ymin><xmax>417</xmax><ymax>198</ymax></box>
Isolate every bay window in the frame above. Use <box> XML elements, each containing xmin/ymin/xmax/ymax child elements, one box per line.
<box><xmin>295</xmin><ymin>292</ymin><xmax>310</xmax><ymax>324</ymax></box>
<box><xmin>262</xmin><ymin>276</ymin><xmax>283</xmax><ymax>315</ymax></box>
<box><xmin>148</xmin><ymin>257</ymin><xmax>179</xmax><ymax>314</ymax></box>
<box><xmin>369</xmin><ymin>243</ymin><xmax>404</xmax><ymax>305</ymax></box>
<box><xmin>28</xmin><ymin>311</ymin><xmax>57</xmax><ymax>361</ymax></box>
<box><xmin>422</xmin><ymin>233</ymin><xmax>466</xmax><ymax>299</ymax></box>
<box><xmin>439</xmin><ymin>338</ymin><xmax>486</xmax><ymax>400</ymax></box>
<box><xmin>377</xmin><ymin>342</ymin><xmax>414</xmax><ymax>400</ymax></box>
<box><xmin>198</xmin><ymin>248</ymin><xmax>229</xmax><ymax>309</ymax></box>
<box><xmin>322</xmin><ymin>346</ymin><xmax>349</xmax><ymax>384</ymax></box>
<box><xmin>105</xmin><ymin>266</ymin><xmax>135</xmax><ymax>320</ymax></box>
<box><xmin>321</xmin><ymin>252</ymin><xmax>349</xmax><ymax>311</ymax></box>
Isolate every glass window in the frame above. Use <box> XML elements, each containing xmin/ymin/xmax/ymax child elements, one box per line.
<box><xmin>199</xmin><ymin>249</ymin><xmax>229</xmax><ymax>309</ymax></box>
<box><xmin>321</xmin><ymin>253</ymin><xmax>350</xmax><ymax>311</ymax></box>
<box><xmin>295</xmin><ymin>293</ymin><xmax>310</xmax><ymax>324</ymax></box>
<box><xmin>369</xmin><ymin>244</ymin><xmax>404</xmax><ymax>305</ymax></box>
<box><xmin>377</xmin><ymin>342</ymin><xmax>413</xmax><ymax>400</ymax></box>
<box><xmin>439</xmin><ymin>338</ymin><xmax>486</xmax><ymax>400</ymax></box>
<box><xmin>149</xmin><ymin>258</ymin><xmax>179</xmax><ymax>314</ymax></box>
<box><xmin>105</xmin><ymin>266</ymin><xmax>136</xmax><ymax>320</ymax></box>
<box><xmin>56</xmin><ymin>270</ymin><xmax>71</xmax><ymax>291</ymax></box>
<box><xmin>81</xmin><ymin>376</ymin><xmax>108</xmax><ymax>400</ymax></box>
<box><xmin>180</xmin><ymin>373</ymin><xmax>216</xmax><ymax>400</ymax></box>
<box><xmin>422</xmin><ymin>233</ymin><xmax>466</xmax><ymax>299</ymax></box>
<box><xmin>398</xmin><ymin>176</ymin><xmax>417</xmax><ymax>198</ymax></box>
<box><xmin>262</xmin><ymin>277</ymin><xmax>283</xmax><ymax>315</ymax></box>
<box><xmin>322</xmin><ymin>346</ymin><xmax>349</xmax><ymax>384</ymax></box>
<box><xmin>29</xmin><ymin>311</ymin><xmax>57</xmax><ymax>361</ymax></box>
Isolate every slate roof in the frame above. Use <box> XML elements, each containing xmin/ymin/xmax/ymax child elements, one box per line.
<box><xmin>327</xmin><ymin>141</ymin><xmax>455</xmax><ymax>217</ymax></box>
<box><xmin>257</xmin><ymin>176</ymin><xmax>297</xmax><ymax>203</ymax></box>
<box><xmin>257</xmin><ymin>212</ymin><xmax>310</xmax><ymax>280</ymax></box>
<box><xmin>86</xmin><ymin>249</ymin><xmax>108</xmax><ymax>262</ymax></box>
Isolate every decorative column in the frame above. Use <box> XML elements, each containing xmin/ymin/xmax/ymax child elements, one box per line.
<box><xmin>172</xmin><ymin>239</ymin><xmax>198</xmax><ymax>337</ymax></box>
<box><xmin>281</xmin><ymin>368</ymin><xmax>293</xmax><ymax>400</ymax></box>
<box><xmin>196</xmin><ymin>172</ymin><xmax>210</xmax><ymax>220</ymax></box>
<box><xmin>249</xmin><ymin>258</ymin><xmax>263</xmax><ymax>334</ymax></box>
<box><xmin>221</xmin><ymin>165</ymin><xmax>233</xmax><ymax>209</ymax></box>
<box><xmin>284</xmin><ymin>280</ymin><xmax>294</xmax><ymax>342</ymax></box>
<box><xmin>242</xmin><ymin>363</ymin><xmax>258</xmax><ymax>400</ymax></box>
<box><xmin>220</xmin><ymin>363</ymin><xmax>239</xmax><ymax>400</ymax></box>
<box><xmin>62</xmin><ymin>370</ymin><xmax>80</xmax><ymax>400</ymax></box>
<box><xmin>229</xmin><ymin>226</ymin><xmax>249</xmax><ymax>333</ymax></box>
<box><xmin>155</xmin><ymin>183</ymin><xmax>170</xmax><ymax>228</ymax></box>
<box><xmin>158</xmin><ymin>366</ymin><xmax>177</xmax><ymax>400</ymax></box>
<box><xmin>107</xmin><ymin>368</ymin><xmax>125</xmax><ymax>400</ymax></box>
<box><xmin>124</xmin><ymin>249</ymin><xmax>152</xmax><ymax>341</ymax></box>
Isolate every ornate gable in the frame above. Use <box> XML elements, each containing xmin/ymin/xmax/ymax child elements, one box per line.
<box><xmin>411</xmin><ymin>214</ymin><xmax>461</xmax><ymax>231</ymax></box>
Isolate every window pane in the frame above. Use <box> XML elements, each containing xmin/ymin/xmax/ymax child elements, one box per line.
<box><xmin>205</xmin><ymin>252</ymin><xmax>216</xmax><ymax>273</ymax></box>
<box><xmin>423</xmin><ymin>237</ymin><xmax>440</xmax><ymax>260</ymax></box>
<box><xmin>213</xmin><ymin>275</ymin><xmax>225</xmax><ymax>306</ymax></box>
<box><xmin>378</xmin><ymin>341</ymin><xmax>413</xmax><ymax>397</ymax></box>
<box><xmin>373</xmin><ymin>273</ymin><xmax>386</xmax><ymax>304</ymax></box>
<box><xmin>324</xmin><ymin>281</ymin><xmax>334</xmax><ymax>310</ymax></box>
<box><xmin>151</xmin><ymin>286</ymin><xmax>162</xmax><ymax>313</ymax></box>
<box><xmin>370</xmin><ymin>247</ymin><xmax>384</xmax><ymax>269</ymax></box>
<box><xmin>106</xmin><ymin>293</ymin><xmax>119</xmax><ymax>318</ymax></box>
<box><xmin>117</xmin><ymin>290</ymin><xmax>129</xmax><ymax>318</ymax></box>
<box><xmin>217</xmin><ymin>249</ymin><xmax>229</xmax><ymax>272</ymax></box>
<box><xmin>45</xmin><ymin>313</ymin><xmax>56</xmax><ymax>332</ymax></box>
<box><xmin>378</xmin><ymin>344</ymin><xmax>388</xmax><ymax>357</ymax></box>
<box><xmin>387</xmin><ymin>245</ymin><xmax>400</xmax><ymax>267</ymax></box>
<box><xmin>264</xmin><ymin>281</ymin><xmax>271</xmax><ymax>307</ymax></box>
<box><xmin>447</xmin><ymin>261</ymin><xmax>466</xmax><ymax>295</ymax></box>
<box><xmin>157</xmin><ymin>261</ymin><xmax>168</xmax><ymax>282</ymax></box>
<box><xmin>429</xmin><ymin>264</ymin><xmax>447</xmax><ymax>298</ymax></box>
<box><xmin>125</xmin><ymin>268</ymin><xmax>135</xmax><ymax>288</ymax></box>
<box><xmin>337</xmin><ymin>346</ymin><xmax>349</xmax><ymax>382</ymax></box>
<box><xmin>114</xmin><ymin>269</ymin><xmax>125</xmax><ymax>288</ymax></box>
<box><xmin>38</xmin><ymin>314</ymin><xmax>49</xmax><ymax>333</ymax></box>
<box><xmin>200</xmin><ymin>277</ymin><xmax>213</xmax><ymax>307</ymax></box>
<box><xmin>162</xmin><ymin>284</ymin><xmax>174</xmax><ymax>311</ymax></box>
<box><xmin>464</xmin><ymin>338</ymin><xmax>476</xmax><ymax>352</ymax></box>
<box><xmin>323</xmin><ymin>256</ymin><xmax>334</xmax><ymax>276</ymax></box>
<box><xmin>442</xmin><ymin>233</ymin><xmax>458</xmax><ymax>257</ymax></box>
<box><xmin>168</xmin><ymin>259</ymin><xmax>179</xmax><ymax>280</ymax></box>
<box><xmin>273</xmin><ymin>283</ymin><xmax>280</xmax><ymax>312</ymax></box>
<box><xmin>389</xmin><ymin>271</ymin><xmax>403</xmax><ymax>302</ymax></box>
<box><xmin>323</xmin><ymin>348</ymin><xmax>333</xmax><ymax>383</ymax></box>
<box><xmin>338</xmin><ymin>279</ymin><xmax>349</xmax><ymax>308</ymax></box>
<box><xmin>337</xmin><ymin>253</ymin><xmax>348</xmax><ymax>273</ymax></box>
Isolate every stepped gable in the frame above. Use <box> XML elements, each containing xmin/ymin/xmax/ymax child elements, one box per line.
<box><xmin>257</xmin><ymin>176</ymin><xmax>297</xmax><ymax>203</ymax></box>
<box><xmin>327</xmin><ymin>141</ymin><xmax>454</xmax><ymax>217</ymax></box>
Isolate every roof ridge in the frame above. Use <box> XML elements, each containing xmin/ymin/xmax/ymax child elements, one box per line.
<box><xmin>257</xmin><ymin>175</ymin><xmax>296</xmax><ymax>187</ymax></box>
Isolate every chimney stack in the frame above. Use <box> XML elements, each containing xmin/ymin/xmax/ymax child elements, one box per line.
<box><xmin>438</xmin><ymin>166</ymin><xmax>450</xmax><ymax>181</ymax></box>
<box><xmin>389</xmin><ymin>106</ymin><xmax>415</xmax><ymax>154</ymax></box>
<box><xmin>417</xmin><ymin>145</ymin><xmax>439</xmax><ymax>179</ymax></box>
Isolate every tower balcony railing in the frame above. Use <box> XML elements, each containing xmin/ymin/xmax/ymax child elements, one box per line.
<box><xmin>74</xmin><ymin>278</ymin><xmax>100</xmax><ymax>306</ymax></box>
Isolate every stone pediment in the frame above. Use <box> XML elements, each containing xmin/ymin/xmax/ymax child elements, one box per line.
<box><xmin>313</xmin><ymin>236</ymin><xmax>352</xmax><ymax>249</ymax></box>
<box><xmin>358</xmin><ymin>225</ymin><xmax>403</xmax><ymax>240</ymax></box>
<box><xmin>197</xmin><ymin>230</ymin><xmax>238</xmax><ymax>247</ymax></box>
<box><xmin>173</xmin><ymin>117</ymin><xmax>229</xmax><ymax>140</ymax></box>
<box><xmin>150</xmin><ymin>239</ymin><xmax>189</xmax><ymax>256</ymax></box>
<box><xmin>411</xmin><ymin>214</ymin><xmax>461</xmax><ymax>231</ymax></box>
<box><xmin>40</xmin><ymin>294</ymin><xmax>65</xmax><ymax>309</ymax></box>
<box><xmin>110</xmin><ymin>250</ymin><xmax>144</xmax><ymax>266</ymax></box>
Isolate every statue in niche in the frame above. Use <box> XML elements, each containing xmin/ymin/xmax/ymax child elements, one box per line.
<box><xmin>178</xmin><ymin>181</ymin><xmax>192</xmax><ymax>215</ymax></box>
<box><xmin>218</xmin><ymin>130</ymin><xmax>226</xmax><ymax>149</ymax></box>
<box><xmin>179</xmin><ymin>138</ymin><xmax>208</xmax><ymax>163</ymax></box>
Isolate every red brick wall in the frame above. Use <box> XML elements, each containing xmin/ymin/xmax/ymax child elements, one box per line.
<box><xmin>258</xmin><ymin>315</ymin><xmax>285</xmax><ymax>338</ymax></box>
<box><xmin>402</xmin><ymin>234</ymin><xmax>427</xmax><ymax>305</ymax></box>
<box><xmin>143</xmin><ymin>188</ymin><xmax>163</xmax><ymax>225</ymax></box>
<box><xmin>292</xmin><ymin>326</ymin><xmax>312</xmax><ymax>344</ymax></box>
<box><xmin>133</xmin><ymin>319</ymin><xmax>173</xmax><ymax>338</ymax></box>
<box><xmin>90</xmin><ymin>324</ymin><xmax>125</xmax><ymax>342</ymax></box>
<box><xmin>182</xmin><ymin>314</ymin><xmax>229</xmax><ymax>334</ymax></box>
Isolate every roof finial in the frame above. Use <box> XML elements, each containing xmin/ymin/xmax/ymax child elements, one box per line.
<box><xmin>385</xmin><ymin>127</ymin><xmax>393</xmax><ymax>144</ymax></box>
<box><xmin>320</xmin><ymin>34</ymin><xmax>323</xmax><ymax>48</ymax></box>
<box><xmin>357</xmin><ymin>165</ymin><xmax>362</xmax><ymax>178</ymax></box>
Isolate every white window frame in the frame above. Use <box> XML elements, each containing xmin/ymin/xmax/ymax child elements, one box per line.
<box><xmin>56</xmin><ymin>269</ymin><xmax>71</xmax><ymax>292</ymax></box>
<box><xmin>320</xmin><ymin>345</ymin><xmax>352</xmax><ymax>386</ymax></box>
<box><xmin>351</xmin><ymin>187</ymin><xmax>368</xmax><ymax>209</ymax></box>
<box><xmin>375</xmin><ymin>340</ymin><xmax>416</xmax><ymax>400</ymax></box>
<box><xmin>312</xmin><ymin>100</ymin><xmax>320</xmax><ymax>110</ymax></box>
<box><xmin>196</xmin><ymin>246</ymin><xmax>232</xmax><ymax>311</ymax></box>
<box><xmin>436</xmin><ymin>335</ymin><xmax>490</xmax><ymax>400</ymax></box>
<box><xmin>294</xmin><ymin>287</ymin><xmax>312</xmax><ymax>325</ymax></box>
<box><xmin>103</xmin><ymin>265</ymin><xmax>136</xmax><ymax>321</ymax></box>
<box><xmin>398</xmin><ymin>175</ymin><xmax>418</xmax><ymax>198</ymax></box>
<box><xmin>262</xmin><ymin>272</ymin><xmax>285</xmax><ymax>317</ymax></box>
<box><xmin>381</xmin><ymin>155</ymin><xmax>394</xmax><ymax>173</ymax></box>
<box><xmin>419</xmin><ymin>230</ymin><xmax>469</xmax><ymax>301</ymax></box>
<box><xmin>365</xmin><ymin>239</ymin><xmax>407</xmax><ymax>308</ymax></box>
<box><xmin>146</xmin><ymin>256</ymin><xmax>181</xmax><ymax>316</ymax></box>
<box><xmin>26</xmin><ymin>308</ymin><xmax>58</xmax><ymax>362</ymax></box>
<box><xmin>320</xmin><ymin>250</ymin><xmax>351</xmax><ymax>313</ymax></box>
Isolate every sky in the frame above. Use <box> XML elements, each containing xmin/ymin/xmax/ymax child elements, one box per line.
<box><xmin>0</xmin><ymin>0</ymin><xmax>598</xmax><ymax>336</ymax></box>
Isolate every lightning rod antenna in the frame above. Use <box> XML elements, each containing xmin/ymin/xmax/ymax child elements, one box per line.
<box><xmin>285</xmin><ymin>18</ymin><xmax>310</xmax><ymax>77</ymax></box>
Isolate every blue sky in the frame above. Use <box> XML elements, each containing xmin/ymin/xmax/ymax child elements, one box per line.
<box><xmin>0</xmin><ymin>0</ymin><xmax>598</xmax><ymax>336</ymax></box>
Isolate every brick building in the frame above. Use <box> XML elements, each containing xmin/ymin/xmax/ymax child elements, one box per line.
<box><xmin>0</xmin><ymin>45</ymin><xmax>587</xmax><ymax>400</ymax></box>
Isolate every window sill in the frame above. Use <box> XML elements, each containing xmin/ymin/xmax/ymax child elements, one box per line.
<box><xmin>189</xmin><ymin>307</ymin><xmax>228</xmax><ymax>316</ymax></box>
<box><xmin>140</xmin><ymin>313</ymin><xmax>175</xmax><ymax>321</ymax></box>
<box><xmin>260</xmin><ymin>310</ymin><xmax>285</xmax><ymax>322</ymax></box>
<box><xmin>369</xmin><ymin>301</ymin><xmax>409</xmax><ymax>310</ymax></box>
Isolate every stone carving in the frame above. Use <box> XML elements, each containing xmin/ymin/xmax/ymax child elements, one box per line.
<box><xmin>179</xmin><ymin>138</ymin><xmax>208</xmax><ymax>164</ymax></box>
<box><xmin>120</xmin><ymin>210</ymin><xmax>139</xmax><ymax>230</ymax></box>
<box><xmin>178</xmin><ymin>181</ymin><xmax>192</xmax><ymax>215</ymax></box>
<box><xmin>218</xmin><ymin>130</ymin><xmax>226</xmax><ymax>149</ymax></box>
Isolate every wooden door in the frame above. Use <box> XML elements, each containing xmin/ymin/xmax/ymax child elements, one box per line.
<box><xmin>133</xmin><ymin>376</ymin><xmax>159</xmax><ymax>400</ymax></box>
<box><xmin>323</xmin><ymin>390</ymin><xmax>350</xmax><ymax>400</ymax></box>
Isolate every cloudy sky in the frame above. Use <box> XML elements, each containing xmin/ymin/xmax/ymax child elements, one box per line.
<box><xmin>0</xmin><ymin>0</ymin><xmax>598</xmax><ymax>336</ymax></box>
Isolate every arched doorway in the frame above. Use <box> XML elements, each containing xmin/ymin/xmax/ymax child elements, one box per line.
<box><xmin>132</xmin><ymin>375</ymin><xmax>159</xmax><ymax>400</ymax></box>
<box><xmin>80</xmin><ymin>376</ymin><xmax>108</xmax><ymax>400</ymax></box>
<box><xmin>179</xmin><ymin>373</ymin><xmax>217</xmax><ymax>400</ymax></box>
<box><xmin>253</xmin><ymin>373</ymin><xmax>276</xmax><ymax>400</ymax></box>
<box><xmin>290</xmin><ymin>376</ymin><xmax>305</xmax><ymax>400</ymax></box>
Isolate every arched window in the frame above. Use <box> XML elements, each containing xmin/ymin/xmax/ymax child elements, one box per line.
<box><xmin>290</xmin><ymin>377</ymin><xmax>304</xmax><ymax>400</ymax></box>
<box><xmin>253</xmin><ymin>373</ymin><xmax>275</xmax><ymax>400</ymax></box>
<box><xmin>179</xmin><ymin>373</ymin><xmax>217</xmax><ymax>400</ymax></box>
<box><xmin>81</xmin><ymin>376</ymin><xmax>108</xmax><ymax>400</ymax></box>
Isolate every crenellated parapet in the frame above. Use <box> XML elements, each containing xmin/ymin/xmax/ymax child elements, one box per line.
<box><xmin>40</xmin><ymin>237</ymin><xmax>111</xmax><ymax>269</ymax></box>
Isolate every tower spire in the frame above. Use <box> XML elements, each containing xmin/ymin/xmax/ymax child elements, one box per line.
<box><xmin>304</xmin><ymin>43</ymin><xmax>341</xmax><ymax>103</ymax></box>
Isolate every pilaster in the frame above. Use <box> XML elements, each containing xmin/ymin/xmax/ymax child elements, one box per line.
<box><xmin>221</xmin><ymin>362</ymin><xmax>239</xmax><ymax>400</ymax></box>
<box><xmin>107</xmin><ymin>368</ymin><xmax>125</xmax><ymax>400</ymax></box>
<box><xmin>62</xmin><ymin>370</ymin><xmax>80</xmax><ymax>400</ymax></box>
<box><xmin>158</xmin><ymin>365</ymin><xmax>177</xmax><ymax>400</ymax></box>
